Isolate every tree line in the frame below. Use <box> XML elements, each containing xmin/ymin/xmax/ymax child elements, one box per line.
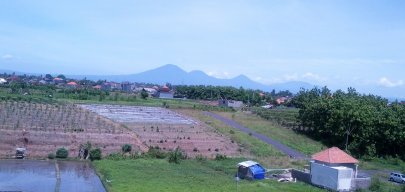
<box><xmin>292</xmin><ymin>87</ymin><xmax>405</xmax><ymax>160</ymax></box>
<box><xmin>174</xmin><ymin>85</ymin><xmax>292</xmax><ymax>106</ymax></box>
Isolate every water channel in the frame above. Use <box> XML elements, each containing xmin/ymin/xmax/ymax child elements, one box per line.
<box><xmin>0</xmin><ymin>160</ymin><xmax>106</xmax><ymax>192</ymax></box>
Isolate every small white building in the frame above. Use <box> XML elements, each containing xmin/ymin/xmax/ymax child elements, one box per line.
<box><xmin>310</xmin><ymin>147</ymin><xmax>359</xmax><ymax>191</ymax></box>
<box><xmin>311</xmin><ymin>162</ymin><xmax>353</xmax><ymax>191</ymax></box>
<box><xmin>0</xmin><ymin>78</ymin><xmax>7</xmax><ymax>84</ymax></box>
<box><xmin>218</xmin><ymin>99</ymin><xmax>243</xmax><ymax>108</ymax></box>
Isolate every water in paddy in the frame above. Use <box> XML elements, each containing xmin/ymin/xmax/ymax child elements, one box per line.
<box><xmin>0</xmin><ymin>160</ymin><xmax>106</xmax><ymax>192</ymax></box>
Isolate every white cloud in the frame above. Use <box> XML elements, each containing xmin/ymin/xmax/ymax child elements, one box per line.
<box><xmin>302</xmin><ymin>72</ymin><xmax>327</xmax><ymax>82</ymax></box>
<box><xmin>2</xmin><ymin>54</ymin><xmax>13</xmax><ymax>59</ymax></box>
<box><xmin>272</xmin><ymin>72</ymin><xmax>325</xmax><ymax>83</ymax></box>
<box><xmin>378</xmin><ymin>77</ymin><xmax>404</xmax><ymax>88</ymax></box>
<box><xmin>207</xmin><ymin>71</ymin><xmax>232</xmax><ymax>79</ymax></box>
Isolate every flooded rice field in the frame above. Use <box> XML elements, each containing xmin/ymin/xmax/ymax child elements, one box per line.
<box><xmin>0</xmin><ymin>160</ymin><xmax>105</xmax><ymax>192</ymax></box>
<box><xmin>80</xmin><ymin>104</ymin><xmax>196</xmax><ymax>124</ymax></box>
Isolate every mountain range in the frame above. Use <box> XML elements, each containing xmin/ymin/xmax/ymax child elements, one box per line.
<box><xmin>67</xmin><ymin>64</ymin><xmax>313</xmax><ymax>92</ymax></box>
<box><xmin>1</xmin><ymin>64</ymin><xmax>313</xmax><ymax>92</ymax></box>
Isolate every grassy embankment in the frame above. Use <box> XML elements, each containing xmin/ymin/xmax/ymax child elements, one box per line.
<box><xmin>216</xmin><ymin>110</ymin><xmax>325</xmax><ymax>156</ymax></box>
<box><xmin>94</xmin><ymin>158</ymin><xmax>324</xmax><ymax>192</ymax></box>
<box><xmin>92</xmin><ymin>107</ymin><xmax>327</xmax><ymax>192</ymax></box>
<box><xmin>207</xmin><ymin>109</ymin><xmax>405</xmax><ymax>191</ymax></box>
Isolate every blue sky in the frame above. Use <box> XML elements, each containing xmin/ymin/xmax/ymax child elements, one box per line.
<box><xmin>0</xmin><ymin>1</ymin><xmax>404</xmax><ymax>98</ymax></box>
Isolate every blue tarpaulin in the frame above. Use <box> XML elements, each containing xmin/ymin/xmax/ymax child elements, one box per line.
<box><xmin>237</xmin><ymin>161</ymin><xmax>266</xmax><ymax>180</ymax></box>
<box><xmin>249</xmin><ymin>164</ymin><xmax>266</xmax><ymax>179</ymax></box>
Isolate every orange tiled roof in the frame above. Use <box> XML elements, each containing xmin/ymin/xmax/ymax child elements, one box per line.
<box><xmin>312</xmin><ymin>147</ymin><xmax>359</xmax><ymax>164</ymax></box>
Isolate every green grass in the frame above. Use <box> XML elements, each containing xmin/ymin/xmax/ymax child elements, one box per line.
<box><xmin>94</xmin><ymin>158</ymin><xmax>324</xmax><ymax>192</ymax></box>
<box><xmin>216</xmin><ymin>111</ymin><xmax>325</xmax><ymax>156</ymax></box>
<box><xmin>360</xmin><ymin>157</ymin><xmax>405</xmax><ymax>172</ymax></box>
<box><xmin>178</xmin><ymin>109</ymin><xmax>309</xmax><ymax>169</ymax></box>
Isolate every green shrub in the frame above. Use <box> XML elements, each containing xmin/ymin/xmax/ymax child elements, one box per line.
<box><xmin>195</xmin><ymin>154</ymin><xmax>206</xmax><ymax>162</ymax></box>
<box><xmin>90</xmin><ymin>148</ymin><xmax>102</xmax><ymax>161</ymax></box>
<box><xmin>106</xmin><ymin>153</ymin><xmax>125</xmax><ymax>160</ymax></box>
<box><xmin>369</xmin><ymin>177</ymin><xmax>382</xmax><ymax>191</ymax></box>
<box><xmin>168</xmin><ymin>147</ymin><xmax>185</xmax><ymax>164</ymax></box>
<box><xmin>215</xmin><ymin>154</ymin><xmax>227</xmax><ymax>161</ymax></box>
<box><xmin>146</xmin><ymin>146</ymin><xmax>167</xmax><ymax>159</ymax></box>
<box><xmin>122</xmin><ymin>144</ymin><xmax>132</xmax><ymax>153</ymax></box>
<box><xmin>48</xmin><ymin>153</ymin><xmax>55</xmax><ymax>159</ymax></box>
<box><xmin>56</xmin><ymin>148</ymin><xmax>68</xmax><ymax>158</ymax></box>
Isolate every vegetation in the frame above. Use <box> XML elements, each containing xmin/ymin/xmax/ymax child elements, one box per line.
<box><xmin>140</xmin><ymin>89</ymin><xmax>148</xmax><ymax>99</ymax></box>
<box><xmin>56</xmin><ymin>147</ymin><xmax>68</xmax><ymax>158</ymax></box>
<box><xmin>145</xmin><ymin>146</ymin><xmax>167</xmax><ymax>159</ymax></box>
<box><xmin>47</xmin><ymin>153</ymin><xmax>55</xmax><ymax>159</ymax></box>
<box><xmin>90</xmin><ymin>148</ymin><xmax>102</xmax><ymax>161</ymax></box>
<box><xmin>216</xmin><ymin>111</ymin><xmax>325</xmax><ymax>156</ymax></box>
<box><xmin>168</xmin><ymin>147</ymin><xmax>185</xmax><ymax>164</ymax></box>
<box><xmin>121</xmin><ymin>144</ymin><xmax>132</xmax><ymax>153</ymax></box>
<box><xmin>252</xmin><ymin>107</ymin><xmax>300</xmax><ymax>128</ymax></box>
<box><xmin>292</xmin><ymin>87</ymin><xmax>405</xmax><ymax>160</ymax></box>
<box><xmin>175</xmin><ymin>85</ymin><xmax>293</xmax><ymax>106</ymax></box>
<box><xmin>94</xmin><ymin>158</ymin><xmax>324</xmax><ymax>192</ymax></box>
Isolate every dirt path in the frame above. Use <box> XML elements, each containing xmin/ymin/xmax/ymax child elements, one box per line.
<box><xmin>204</xmin><ymin>111</ymin><xmax>307</xmax><ymax>160</ymax></box>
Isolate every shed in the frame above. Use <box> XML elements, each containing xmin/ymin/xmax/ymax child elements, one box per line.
<box><xmin>312</xmin><ymin>147</ymin><xmax>359</xmax><ymax>178</ymax></box>
<box><xmin>0</xmin><ymin>78</ymin><xmax>7</xmax><ymax>84</ymax></box>
<box><xmin>311</xmin><ymin>162</ymin><xmax>353</xmax><ymax>191</ymax></box>
<box><xmin>237</xmin><ymin>161</ymin><xmax>266</xmax><ymax>180</ymax></box>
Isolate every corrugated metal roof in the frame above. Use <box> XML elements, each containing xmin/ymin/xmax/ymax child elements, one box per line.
<box><xmin>237</xmin><ymin>160</ymin><xmax>259</xmax><ymax>167</ymax></box>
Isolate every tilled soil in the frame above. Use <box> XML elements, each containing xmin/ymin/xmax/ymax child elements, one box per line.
<box><xmin>0</xmin><ymin>101</ymin><xmax>146</xmax><ymax>158</ymax></box>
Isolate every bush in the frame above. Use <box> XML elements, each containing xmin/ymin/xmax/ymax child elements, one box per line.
<box><xmin>168</xmin><ymin>147</ymin><xmax>185</xmax><ymax>164</ymax></box>
<box><xmin>122</xmin><ymin>144</ymin><xmax>132</xmax><ymax>153</ymax></box>
<box><xmin>48</xmin><ymin>153</ymin><xmax>55</xmax><ymax>159</ymax></box>
<box><xmin>89</xmin><ymin>148</ymin><xmax>102</xmax><ymax>161</ymax></box>
<box><xmin>369</xmin><ymin>177</ymin><xmax>382</xmax><ymax>191</ymax></box>
<box><xmin>215</xmin><ymin>154</ymin><xmax>227</xmax><ymax>161</ymax></box>
<box><xmin>146</xmin><ymin>146</ymin><xmax>167</xmax><ymax>159</ymax></box>
<box><xmin>56</xmin><ymin>148</ymin><xmax>68</xmax><ymax>158</ymax></box>
<box><xmin>195</xmin><ymin>154</ymin><xmax>206</xmax><ymax>162</ymax></box>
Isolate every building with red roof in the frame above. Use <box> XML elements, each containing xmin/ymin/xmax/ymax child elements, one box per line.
<box><xmin>311</xmin><ymin>147</ymin><xmax>359</xmax><ymax>178</ymax></box>
<box><xmin>66</xmin><ymin>81</ymin><xmax>78</xmax><ymax>88</ymax></box>
<box><xmin>160</xmin><ymin>85</ymin><xmax>170</xmax><ymax>92</ymax></box>
<box><xmin>312</xmin><ymin>147</ymin><xmax>359</xmax><ymax>164</ymax></box>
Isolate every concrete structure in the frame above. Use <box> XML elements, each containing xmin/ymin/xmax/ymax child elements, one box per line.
<box><xmin>292</xmin><ymin>147</ymin><xmax>369</xmax><ymax>191</ymax></box>
<box><xmin>158</xmin><ymin>85</ymin><xmax>173</xmax><ymax>99</ymax></box>
<box><xmin>121</xmin><ymin>82</ymin><xmax>133</xmax><ymax>92</ymax></box>
<box><xmin>311</xmin><ymin>162</ymin><xmax>353</xmax><ymax>191</ymax></box>
<box><xmin>218</xmin><ymin>99</ymin><xmax>243</xmax><ymax>108</ymax></box>
<box><xmin>312</xmin><ymin>147</ymin><xmax>359</xmax><ymax>178</ymax></box>
<box><xmin>0</xmin><ymin>78</ymin><xmax>7</xmax><ymax>84</ymax></box>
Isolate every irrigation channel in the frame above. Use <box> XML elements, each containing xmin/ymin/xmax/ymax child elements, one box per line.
<box><xmin>0</xmin><ymin>160</ymin><xmax>106</xmax><ymax>192</ymax></box>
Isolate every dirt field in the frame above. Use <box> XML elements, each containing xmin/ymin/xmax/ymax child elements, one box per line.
<box><xmin>0</xmin><ymin>101</ymin><xmax>146</xmax><ymax>158</ymax></box>
<box><xmin>81</xmin><ymin>104</ymin><xmax>241</xmax><ymax>158</ymax></box>
<box><xmin>0</xmin><ymin>102</ymin><xmax>239</xmax><ymax>158</ymax></box>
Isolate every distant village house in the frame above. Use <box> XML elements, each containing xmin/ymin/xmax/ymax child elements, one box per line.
<box><xmin>218</xmin><ymin>99</ymin><xmax>243</xmax><ymax>108</ymax></box>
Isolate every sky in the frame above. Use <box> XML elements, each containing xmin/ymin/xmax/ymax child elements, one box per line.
<box><xmin>0</xmin><ymin>1</ymin><xmax>405</xmax><ymax>98</ymax></box>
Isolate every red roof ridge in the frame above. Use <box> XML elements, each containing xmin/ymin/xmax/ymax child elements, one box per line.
<box><xmin>312</xmin><ymin>146</ymin><xmax>358</xmax><ymax>164</ymax></box>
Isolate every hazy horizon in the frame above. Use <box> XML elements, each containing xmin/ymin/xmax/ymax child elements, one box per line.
<box><xmin>1</xmin><ymin>1</ymin><xmax>404</xmax><ymax>98</ymax></box>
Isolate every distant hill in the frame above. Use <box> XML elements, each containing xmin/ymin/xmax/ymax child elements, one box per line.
<box><xmin>0</xmin><ymin>64</ymin><xmax>314</xmax><ymax>92</ymax></box>
<box><xmin>68</xmin><ymin>64</ymin><xmax>314</xmax><ymax>92</ymax></box>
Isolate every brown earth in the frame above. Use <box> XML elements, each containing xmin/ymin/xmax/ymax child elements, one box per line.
<box><xmin>0</xmin><ymin>102</ymin><xmax>240</xmax><ymax>159</ymax></box>
<box><xmin>80</xmin><ymin>104</ymin><xmax>241</xmax><ymax>158</ymax></box>
<box><xmin>0</xmin><ymin>101</ymin><xmax>146</xmax><ymax>158</ymax></box>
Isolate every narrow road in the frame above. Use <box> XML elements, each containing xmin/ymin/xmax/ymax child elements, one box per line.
<box><xmin>204</xmin><ymin>111</ymin><xmax>307</xmax><ymax>160</ymax></box>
